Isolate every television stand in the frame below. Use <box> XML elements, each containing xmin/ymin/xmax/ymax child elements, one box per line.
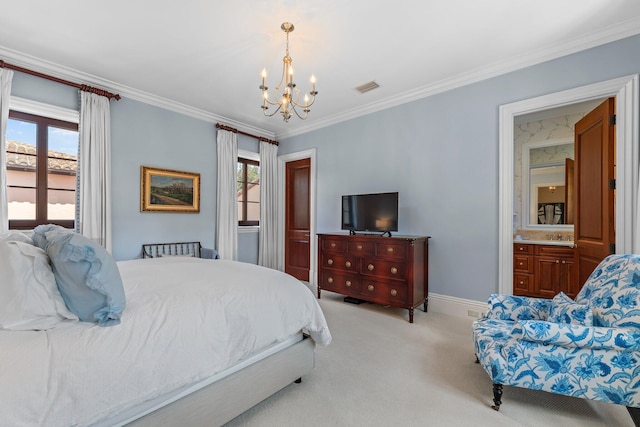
<box><xmin>317</xmin><ymin>233</ymin><xmax>430</xmax><ymax>323</ymax></box>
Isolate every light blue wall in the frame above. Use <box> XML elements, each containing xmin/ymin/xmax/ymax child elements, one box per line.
<box><xmin>109</xmin><ymin>99</ymin><xmax>217</xmax><ymax>260</ymax></box>
<box><xmin>9</xmin><ymin>73</ymin><xmax>262</xmax><ymax>261</ymax></box>
<box><xmin>8</xmin><ymin>34</ymin><xmax>640</xmax><ymax>302</ymax></box>
<box><xmin>278</xmin><ymin>34</ymin><xmax>640</xmax><ymax>302</ymax></box>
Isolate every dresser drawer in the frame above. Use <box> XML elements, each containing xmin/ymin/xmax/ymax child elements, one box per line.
<box><xmin>514</xmin><ymin>243</ymin><xmax>533</xmax><ymax>255</ymax></box>
<box><xmin>361</xmin><ymin>259</ymin><xmax>407</xmax><ymax>280</ymax></box>
<box><xmin>513</xmin><ymin>273</ymin><xmax>533</xmax><ymax>294</ymax></box>
<box><xmin>514</xmin><ymin>255</ymin><xmax>533</xmax><ymax>273</ymax></box>
<box><xmin>321</xmin><ymin>238</ymin><xmax>347</xmax><ymax>253</ymax></box>
<box><xmin>320</xmin><ymin>271</ymin><xmax>361</xmax><ymax>294</ymax></box>
<box><xmin>376</xmin><ymin>242</ymin><xmax>407</xmax><ymax>259</ymax></box>
<box><xmin>321</xmin><ymin>253</ymin><xmax>358</xmax><ymax>273</ymax></box>
<box><xmin>361</xmin><ymin>279</ymin><xmax>407</xmax><ymax>306</ymax></box>
<box><xmin>348</xmin><ymin>240</ymin><xmax>376</xmax><ymax>256</ymax></box>
<box><xmin>535</xmin><ymin>244</ymin><xmax>574</xmax><ymax>258</ymax></box>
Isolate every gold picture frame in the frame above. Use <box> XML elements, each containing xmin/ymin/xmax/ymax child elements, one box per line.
<box><xmin>140</xmin><ymin>166</ymin><xmax>200</xmax><ymax>213</ymax></box>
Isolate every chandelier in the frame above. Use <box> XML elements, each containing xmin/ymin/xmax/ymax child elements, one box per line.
<box><xmin>260</xmin><ymin>22</ymin><xmax>317</xmax><ymax>122</ymax></box>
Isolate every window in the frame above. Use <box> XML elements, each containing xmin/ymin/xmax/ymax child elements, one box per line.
<box><xmin>237</xmin><ymin>156</ymin><xmax>260</xmax><ymax>226</ymax></box>
<box><xmin>6</xmin><ymin>110</ymin><xmax>79</xmax><ymax>229</ymax></box>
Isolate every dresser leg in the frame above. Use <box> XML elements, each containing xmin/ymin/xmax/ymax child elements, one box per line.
<box><xmin>409</xmin><ymin>307</ymin><xmax>414</xmax><ymax>323</ymax></box>
<box><xmin>423</xmin><ymin>297</ymin><xmax>428</xmax><ymax>312</ymax></box>
<box><xmin>317</xmin><ymin>288</ymin><xmax>321</xmax><ymax>299</ymax></box>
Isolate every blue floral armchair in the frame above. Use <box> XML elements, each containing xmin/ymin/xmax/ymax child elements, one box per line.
<box><xmin>472</xmin><ymin>254</ymin><xmax>640</xmax><ymax>423</ymax></box>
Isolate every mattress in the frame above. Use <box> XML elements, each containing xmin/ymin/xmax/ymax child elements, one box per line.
<box><xmin>0</xmin><ymin>258</ymin><xmax>331</xmax><ymax>426</ymax></box>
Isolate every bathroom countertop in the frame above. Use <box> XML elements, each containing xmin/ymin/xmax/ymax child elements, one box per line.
<box><xmin>513</xmin><ymin>239</ymin><xmax>575</xmax><ymax>247</ymax></box>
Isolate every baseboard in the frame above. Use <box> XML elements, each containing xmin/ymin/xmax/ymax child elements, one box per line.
<box><xmin>428</xmin><ymin>293</ymin><xmax>488</xmax><ymax>319</ymax></box>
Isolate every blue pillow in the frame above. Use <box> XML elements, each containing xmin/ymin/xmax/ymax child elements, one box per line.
<box><xmin>32</xmin><ymin>224</ymin><xmax>68</xmax><ymax>250</ymax></box>
<box><xmin>40</xmin><ymin>228</ymin><xmax>125</xmax><ymax>326</ymax></box>
<box><xmin>548</xmin><ymin>292</ymin><xmax>593</xmax><ymax>326</ymax></box>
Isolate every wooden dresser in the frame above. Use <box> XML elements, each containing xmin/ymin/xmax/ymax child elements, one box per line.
<box><xmin>514</xmin><ymin>242</ymin><xmax>578</xmax><ymax>299</ymax></box>
<box><xmin>317</xmin><ymin>233</ymin><xmax>429</xmax><ymax>323</ymax></box>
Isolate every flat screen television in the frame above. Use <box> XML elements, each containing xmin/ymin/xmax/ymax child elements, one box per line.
<box><xmin>341</xmin><ymin>192</ymin><xmax>398</xmax><ymax>235</ymax></box>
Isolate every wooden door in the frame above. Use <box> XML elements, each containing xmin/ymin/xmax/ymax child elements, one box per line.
<box><xmin>285</xmin><ymin>158</ymin><xmax>311</xmax><ymax>281</ymax></box>
<box><xmin>565</xmin><ymin>158</ymin><xmax>575</xmax><ymax>224</ymax></box>
<box><xmin>574</xmin><ymin>97</ymin><xmax>616</xmax><ymax>288</ymax></box>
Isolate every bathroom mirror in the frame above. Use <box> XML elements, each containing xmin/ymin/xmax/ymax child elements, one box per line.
<box><xmin>521</xmin><ymin>138</ymin><xmax>574</xmax><ymax>230</ymax></box>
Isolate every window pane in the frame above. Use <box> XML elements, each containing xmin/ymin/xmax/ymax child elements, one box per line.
<box><xmin>238</xmin><ymin>201</ymin><xmax>244</xmax><ymax>221</ymax></box>
<box><xmin>6</xmin><ymin>118</ymin><xmax>37</xmax><ymax>177</ymax></box>
<box><xmin>247</xmin><ymin>164</ymin><xmax>260</xmax><ymax>185</ymax></box>
<box><xmin>7</xmin><ymin>187</ymin><xmax>36</xmax><ymax>220</ymax></box>
<box><xmin>48</xmin><ymin>172</ymin><xmax>76</xmax><ymax>190</ymax></box>
<box><xmin>247</xmin><ymin>183</ymin><xmax>260</xmax><ymax>202</ymax></box>
<box><xmin>7</xmin><ymin>169</ymin><xmax>36</xmax><ymax>187</ymax></box>
<box><xmin>247</xmin><ymin>201</ymin><xmax>260</xmax><ymax>222</ymax></box>
<box><xmin>48</xmin><ymin>189</ymin><xmax>75</xmax><ymax>220</ymax></box>
<box><xmin>48</xmin><ymin>126</ymin><xmax>78</xmax><ymax>156</ymax></box>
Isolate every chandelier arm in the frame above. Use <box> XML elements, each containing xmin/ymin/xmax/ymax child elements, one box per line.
<box><xmin>262</xmin><ymin>105</ymin><xmax>283</xmax><ymax>118</ymax></box>
<box><xmin>291</xmin><ymin>105</ymin><xmax>309</xmax><ymax>120</ymax></box>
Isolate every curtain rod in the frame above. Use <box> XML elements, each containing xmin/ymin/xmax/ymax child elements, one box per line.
<box><xmin>216</xmin><ymin>123</ymin><xmax>278</xmax><ymax>146</ymax></box>
<box><xmin>0</xmin><ymin>60</ymin><xmax>121</xmax><ymax>101</ymax></box>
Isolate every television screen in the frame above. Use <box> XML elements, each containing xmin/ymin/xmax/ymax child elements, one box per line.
<box><xmin>341</xmin><ymin>192</ymin><xmax>398</xmax><ymax>233</ymax></box>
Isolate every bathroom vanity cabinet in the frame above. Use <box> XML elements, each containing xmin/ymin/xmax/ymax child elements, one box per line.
<box><xmin>514</xmin><ymin>242</ymin><xmax>578</xmax><ymax>299</ymax></box>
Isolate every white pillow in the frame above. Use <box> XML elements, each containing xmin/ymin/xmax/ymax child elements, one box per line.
<box><xmin>0</xmin><ymin>240</ymin><xmax>78</xmax><ymax>330</ymax></box>
<box><xmin>0</xmin><ymin>230</ymin><xmax>34</xmax><ymax>245</ymax></box>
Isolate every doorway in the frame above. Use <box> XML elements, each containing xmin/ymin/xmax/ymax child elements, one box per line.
<box><xmin>278</xmin><ymin>149</ymin><xmax>317</xmax><ymax>284</ymax></box>
<box><xmin>498</xmin><ymin>75</ymin><xmax>639</xmax><ymax>295</ymax></box>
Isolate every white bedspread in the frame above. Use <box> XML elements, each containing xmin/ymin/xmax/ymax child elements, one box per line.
<box><xmin>0</xmin><ymin>258</ymin><xmax>331</xmax><ymax>426</ymax></box>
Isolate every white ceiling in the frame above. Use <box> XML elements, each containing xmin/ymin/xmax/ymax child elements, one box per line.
<box><xmin>1</xmin><ymin>1</ymin><xmax>640</xmax><ymax>139</ymax></box>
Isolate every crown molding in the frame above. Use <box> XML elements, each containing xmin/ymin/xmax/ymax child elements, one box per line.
<box><xmin>3</xmin><ymin>15</ymin><xmax>639</xmax><ymax>142</ymax></box>
<box><xmin>275</xmin><ymin>16</ymin><xmax>640</xmax><ymax>139</ymax></box>
<box><xmin>0</xmin><ymin>45</ymin><xmax>276</xmax><ymax>140</ymax></box>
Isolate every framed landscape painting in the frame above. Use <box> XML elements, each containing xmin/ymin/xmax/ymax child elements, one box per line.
<box><xmin>140</xmin><ymin>166</ymin><xmax>200</xmax><ymax>213</ymax></box>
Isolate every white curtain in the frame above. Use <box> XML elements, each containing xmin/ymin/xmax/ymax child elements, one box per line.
<box><xmin>77</xmin><ymin>91</ymin><xmax>112</xmax><ymax>252</ymax></box>
<box><xmin>258</xmin><ymin>140</ymin><xmax>281</xmax><ymax>269</ymax></box>
<box><xmin>216</xmin><ymin>129</ymin><xmax>238</xmax><ymax>260</ymax></box>
<box><xmin>0</xmin><ymin>69</ymin><xmax>13</xmax><ymax>233</ymax></box>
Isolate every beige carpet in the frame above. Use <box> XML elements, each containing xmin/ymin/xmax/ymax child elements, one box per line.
<box><xmin>224</xmin><ymin>291</ymin><xmax>634</xmax><ymax>427</ymax></box>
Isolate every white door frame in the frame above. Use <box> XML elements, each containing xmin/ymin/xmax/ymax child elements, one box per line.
<box><xmin>278</xmin><ymin>148</ymin><xmax>317</xmax><ymax>284</ymax></box>
<box><xmin>499</xmin><ymin>75</ymin><xmax>639</xmax><ymax>294</ymax></box>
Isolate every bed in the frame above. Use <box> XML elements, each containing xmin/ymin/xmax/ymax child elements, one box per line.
<box><xmin>0</xmin><ymin>233</ymin><xmax>331</xmax><ymax>427</ymax></box>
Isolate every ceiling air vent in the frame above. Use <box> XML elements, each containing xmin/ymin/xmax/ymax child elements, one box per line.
<box><xmin>354</xmin><ymin>81</ymin><xmax>380</xmax><ymax>94</ymax></box>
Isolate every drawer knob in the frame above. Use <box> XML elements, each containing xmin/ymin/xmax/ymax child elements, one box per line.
<box><xmin>327</xmin><ymin>277</ymin><xmax>333</xmax><ymax>283</ymax></box>
<box><xmin>368</xmin><ymin>284</ymin><xmax>374</xmax><ymax>291</ymax></box>
<box><xmin>390</xmin><ymin>289</ymin><xmax>397</xmax><ymax>297</ymax></box>
<box><xmin>345</xmin><ymin>261</ymin><xmax>352</xmax><ymax>268</ymax></box>
<box><xmin>556</xmin><ymin>260</ymin><xmax>560</xmax><ymax>264</ymax></box>
<box><xmin>519</xmin><ymin>281</ymin><xmax>524</xmax><ymax>285</ymax></box>
<box><xmin>387</xmin><ymin>247</ymin><xmax>394</xmax><ymax>253</ymax></box>
<box><xmin>331</xmin><ymin>243</ymin><xmax>336</xmax><ymax>248</ymax></box>
<box><xmin>357</xmin><ymin>245</ymin><xmax>363</xmax><ymax>250</ymax></box>
<box><xmin>519</xmin><ymin>262</ymin><xmax>523</xmax><ymax>266</ymax></box>
<box><xmin>519</xmin><ymin>247</ymin><xmax>524</xmax><ymax>251</ymax></box>
<box><xmin>368</xmin><ymin>264</ymin><xmax>375</xmax><ymax>271</ymax></box>
<box><xmin>346</xmin><ymin>280</ymin><xmax>352</xmax><ymax>287</ymax></box>
<box><xmin>328</xmin><ymin>259</ymin><xmax>333</xmax><ymax>265</ymax></box>
<box><xmin>390</xmin><ymin>267</ymin><xmax>398</xmax><ymax>275</ymax></box>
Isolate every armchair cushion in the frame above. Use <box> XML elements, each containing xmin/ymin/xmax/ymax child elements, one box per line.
<box><xmin>485</xmin><ymin>294</ymin><xmax>551</xmax><ymax>321</ymax></box>
<box><xmin>548</xmin><ymin>292</ymin><xmax>593</xmax><ymax>326</ymax></box>
<box><xmin>517</xmin><ymin>320</ymin><xmax>640</xmax><ymax>351</ymax></box>
<box><xmin>576</xmin><ymin>254</ymin><xmax>640</xmax><ymax>329</ymax></box>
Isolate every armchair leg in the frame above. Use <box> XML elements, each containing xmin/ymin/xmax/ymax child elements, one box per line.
<box><xmin>627</xmin><ymin>406</ymin><xmax>640</xmax><ymax>427</ymax></box>
<box><xmin>491</xmin><ymin>383</ymin><xmax>503</xmax><ymax>411</ymax></box>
